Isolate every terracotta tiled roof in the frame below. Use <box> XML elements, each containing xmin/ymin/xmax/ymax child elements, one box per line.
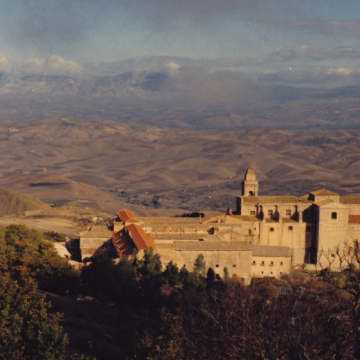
<box><xmin>340</xmin><ymin>197</ymin><xmax>360</xmax><ymax>204</ymax></box>
<box><xmin>234</xmin><ymin>215</ymin><xmax>259</xmax><ymax>222</ymax></box>
<box><xmin>266</xmin><ymin>219</ymin><xmax>278</xmax><ymax>223</ymax></box>
<box><xmin>112</xmin><ymin>229</ymin><xmax>136</xmax><ymax>257</ymax></box>
<box><xmin>174</xmin><ymin>241</ymin><xmax>251</xmax><ymax>251</ymax></box>
<box><xmin>125</xmin><ymin>223</ymin><xmax>156</xmax><ymax>251</ymax></box>
<box><xmin>349</xmin><ymin>215</ymin><xmax>360</xmax><ymax>224</ymax></box>
<box><xmin>242</xmin><ymin>196</ymin><xmax>311</xmax><ymax>204</ymax></box>
<box><xmin>252</xmin><ymin>245</ymin><xmax>291</xmax><ymax>257</ymax></box>
<box><xmin>314</xmin><ymin>199</ymin><xmax>334</xmax><ymax>207</ymax></box>
<box><xmin>282</xmin><ymin>218</ymin><xmax>297</xmax><ymax>223</ymax></box>
<box><xmin>138</xmin><ymin>217</ymin><xmax>201</xmax><ymax>224</ymax></box>
<box><xmin>314</xmin><ymin>200</ymin><xmax>348</xmax><ymax>208</ymax></box>
<box><xmin>151</xmin><ymin>234</ymin><xmax>202</xmax><ymax>240</ymax></box>
<box><xmin>118</xmin><ymin>209</ymin><xmax>135</xmax><ymax>223</ymax></box>
<box><xmin>309</xmin><ymin>189</ymin><xmax>338</xmax><ymax>196</ymax></box>
<box><xmin>79</xmin><ymin>226</ymin><xmax>113</xmax><ymax>238</ymax></box>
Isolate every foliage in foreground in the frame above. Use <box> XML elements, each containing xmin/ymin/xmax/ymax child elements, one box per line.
<box><xmin>0</xmin><ymin>225</ymin><xmax>76</xmax><ymax>359</ymax></box>
<box><xmin>78</xmin><ymin>247</ymin><xmax>360</xmax><ymax>360</ymax></box>
<box><xmin>0</xmin><ymin>275</ymin><xmax>68</xmax><ymax>360</ymax></box>
<box><xmin>3</xmin><ymin>223</ymin><xmax>360</xmax><ymax>360</ymax></box>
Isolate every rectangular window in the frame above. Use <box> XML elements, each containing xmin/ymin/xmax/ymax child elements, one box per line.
<box><xmin>280</xmin><ymin>262</ymin><xmax>283</xmax><ymax>266</ymax></box>
<box><xmin>248</xmin><ymin>229</ymin><xmax>252</xmax><ymax>235</ymax></box>
<box><xmin>270</xmin><ymin>261</ymin><xmax>274</xmax><ymax>266</ymax></box>
<box><xmin>286</xmin><ymin>210</ymin><xmax>291</xmax><ymax>215</ymax></box>
<box><xmin>252</xmin><ymin>261</ymin><xmax>256</xmax><ymax>265</ymax></box>
<box><xmin>268</xmin><ymin>210</ymin><xmax>273</xmax><ymax>216</ymax></box>
<box><xmin>288</xmin><ymin>226</ymin><xmax>293</xmax><ymax>231</ymax></box>
<box><xmin>250</xmin><ymin>211</ymin><xmax>256</xmax><ymax>215</ymax></box>
<box><xmin>332</xmin><ymin>212</ymin><xmax>337</xmax><ymax>219</ymax></box>
<box><xmin>270</xmin><ymin>227</ymin><xmax>274</xmax><ymax>232</ymax></box>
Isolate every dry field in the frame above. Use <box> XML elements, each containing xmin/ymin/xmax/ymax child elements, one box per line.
<box><xmin>0</xmin><ymin>118</ymin><xmax>359</xmax><ymax>221</ymax></box>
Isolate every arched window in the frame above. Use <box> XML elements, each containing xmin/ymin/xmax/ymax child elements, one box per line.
<box><xmin>249</xmin><ymin>191</ymin><xmax>254</xmax><ymax>196</ymax></box>
<box><xmin>332</xmin><ymin>212</ymin><xmax>337</xmax><ymax>219</ymax></box>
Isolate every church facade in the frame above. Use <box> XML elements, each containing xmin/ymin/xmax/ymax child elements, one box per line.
<box><xmin>79</xmin><ymin>167</ymin><xmax>360</xmax><ymax>283</ymax></box>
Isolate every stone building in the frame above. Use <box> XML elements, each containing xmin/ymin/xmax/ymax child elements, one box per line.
<box><xmin>79</xmin><ymin>167</ymin><xmax>360</xmax><ymax>282</ymax></box>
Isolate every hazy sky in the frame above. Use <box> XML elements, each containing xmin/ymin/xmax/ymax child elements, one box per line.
<box><xmin>0</xmin><ymin>0</ymin><xmax>360</xmax><ymax>64</ymax></box>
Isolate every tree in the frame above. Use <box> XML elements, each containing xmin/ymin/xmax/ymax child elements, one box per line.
<box><xmin>80</xmin><ymin>253</ymin><xmax>116</xmax><ymax>300</ymax></box>
<box><xmin>138</xmin><ymin>247</ymin><xmax>162</xmax><ymax>276</ymax></box>
<box><xmin>206</xmin><ymin>267</ymin><xmax>216</xmax><ymax>287</ymax></box>
<box><xmin>315</xmin><ymin>241</ymin><xmax>360</xmax><ymax>358</ymax></box>
<box><xmin>193</xmin><ymin>253</ymin><xmax>206</xmax><ymax>276</ymax></box>
<box><xmin>163</xmin><ymin>261</ymin><xmax>181</xmax><ymax>286</ymax></box>
<box><xmin>43</xmin><ymin>231</ymin><xmax>67</xmax><ymax>243</ymax></box>
<box><xmin>223</xmin><ymin>267</ymin><xmax>229</xmax><ymax>280</ymax></box>
<box><xmin>0</xmin><ymin>275</ymin><xmax>68</xmax><ymax>360</ymax></box>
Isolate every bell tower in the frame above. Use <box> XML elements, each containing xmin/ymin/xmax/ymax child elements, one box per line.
<box><xmin>242</xmin><ymin>166</ymin><xmax>259</xmax><ymax>196</ymax></box>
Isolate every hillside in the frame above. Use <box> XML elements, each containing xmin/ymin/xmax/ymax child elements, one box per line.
<box><xmin>0</xmin><ymin>118</ymin><xmax>358</xmax><ymax>214</ymax></box>
<box><xmin>0</xmin><ymin>187</ymin><xmax>49</xmax><ymax>216</ymax></box>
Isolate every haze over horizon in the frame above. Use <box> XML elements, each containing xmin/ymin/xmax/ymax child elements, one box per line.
<box><xmin>0</xmin><ymin>0</ymin><xmax>359</xmax><ymax>74</ymax></box>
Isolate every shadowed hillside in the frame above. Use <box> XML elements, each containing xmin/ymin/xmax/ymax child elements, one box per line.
<box><xmin>0</xmin><ymin>187</ymin><xmax>50</xmax><ymax>215</ymax></box>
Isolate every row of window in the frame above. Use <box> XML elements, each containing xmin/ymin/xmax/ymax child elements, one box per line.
<box><xmin>215</xmin><ymin>264</ymin><xmax>237</xmax><ymax>268</ymax></box>
<box><xmin>252</xmin><ymin>261</ymin><xmax>283</xmax><ymax>266</ymax></box>
<box><xmin>250</xmin><ymin>210</ymin><xmax>338</xmax><ymax>219</ymax></box>
<box><xmin>258</xmin><ymin>271</ymin><xmax>283</xmax><ymax>275</ymax></box>
<box><xmin>270</xmin><ymin>226</ymin><xmax>312</xmax><ymax>231</ymax></box>
<box><xmin>250</xmin><ymin>210</ymin><xmax>293</xmax><ymax>216</ymax></box>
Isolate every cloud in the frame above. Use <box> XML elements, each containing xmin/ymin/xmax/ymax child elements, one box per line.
<box><xmin>0</xmin><ymin>0</ymin><xmax>359</xmax><ymax>63</ymax></box>
<box><xmin>165</xmin><ymin>62</ymin><xmax>182</xmax><ymax>76</ymax></box>
<box><xmin>43</xmin><ymin>55</ymin><xmax>85</xmax><ymax>73</ymax></box>
<box><xmin>254</xmin><ymin>16</ymin><xmax>360</xmax><ymax>38</ymax></box>
<box><xmin>258</xmin><ymin>66</ymin><xmax>360</xmax><ymax>86</ymax></box>
<box><xmin>20</xmin><ymin>55</ymin><xmax>85</xmax><ymax>75</ymax></box>
<box><xmin>272</xmin><ymin>45</ymin><xmax>360</xmax><ymax>61</ymax></box>
<box><xmin>0</xmin><ymin>53</ymin><xmax>10</xmax><ymax>71</ymax></box>
<box><xmin>0</xmin><ymin>0</ymin><xmax>293</xmax><ymax>60</ymax></box>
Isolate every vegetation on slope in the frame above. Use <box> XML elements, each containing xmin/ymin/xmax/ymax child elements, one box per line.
<box><xmin>0</xmin><ymin>187</ymin><xmax>49</xmax><ymax>216</ymax></box>
<box><xmin>2</xmin><ymin>225</ymin><xmax>360</xmax><ymax>359</ymax></box>
<box><xmin>0</xmin><ymin>224</ymin><xmax>79</xmax><ymax>359</ymax></box>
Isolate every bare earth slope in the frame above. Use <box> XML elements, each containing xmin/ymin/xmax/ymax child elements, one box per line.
<box><xmin>0</xmin><ymin>118</ymin><xmax>359</xmax><ymax>215</ymax></box>
<box><xmin>0</xmin><ymin>186</ymin><xmax>50</xmax><ymax>215</ymax></box>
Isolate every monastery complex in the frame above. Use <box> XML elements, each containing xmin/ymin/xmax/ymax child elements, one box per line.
<box><xmin>79</xmin><ymin>167</ymin><xmax>360</xmax><ymax>284</ymax></box>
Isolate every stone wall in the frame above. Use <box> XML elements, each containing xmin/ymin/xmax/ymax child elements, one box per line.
<box><xmin>317</xmin><ymin>205</ymin><xmax>349</xmax><ymax>252</ymax></box>
<box><xmin>178</xmin><ymin>249</ymin><xmax>252</xmax><ymax>284</ymax></box>
<box><xmin>251</xmin><ymin>256</ymin><xmax>290</xmax><ymax>278</ymax></box>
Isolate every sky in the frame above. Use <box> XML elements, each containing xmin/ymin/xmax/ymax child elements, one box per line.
<box><xmin>0</xmin><ymin>0</ymin><xmax>360</xmax><ymax>65</ymax></box>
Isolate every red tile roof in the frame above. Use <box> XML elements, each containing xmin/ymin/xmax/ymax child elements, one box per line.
<box><xmin>125</xmin><ymin>223</ymin><xmax>156</xmax><ymax>251</ymax></box>
<box><xmin>118</xmin><ymin>209</ymin><xmax>135</xmax><ymax>223</ymax></box>
<box><xmin>112</xmin><ymin>230</ymin><xmax>136</xmax><ymax>257</ymax></box>
<box><xmin>349</xmin><ymin>215</ymin><xmax>360</xmax><ymax>224</ymax></box>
